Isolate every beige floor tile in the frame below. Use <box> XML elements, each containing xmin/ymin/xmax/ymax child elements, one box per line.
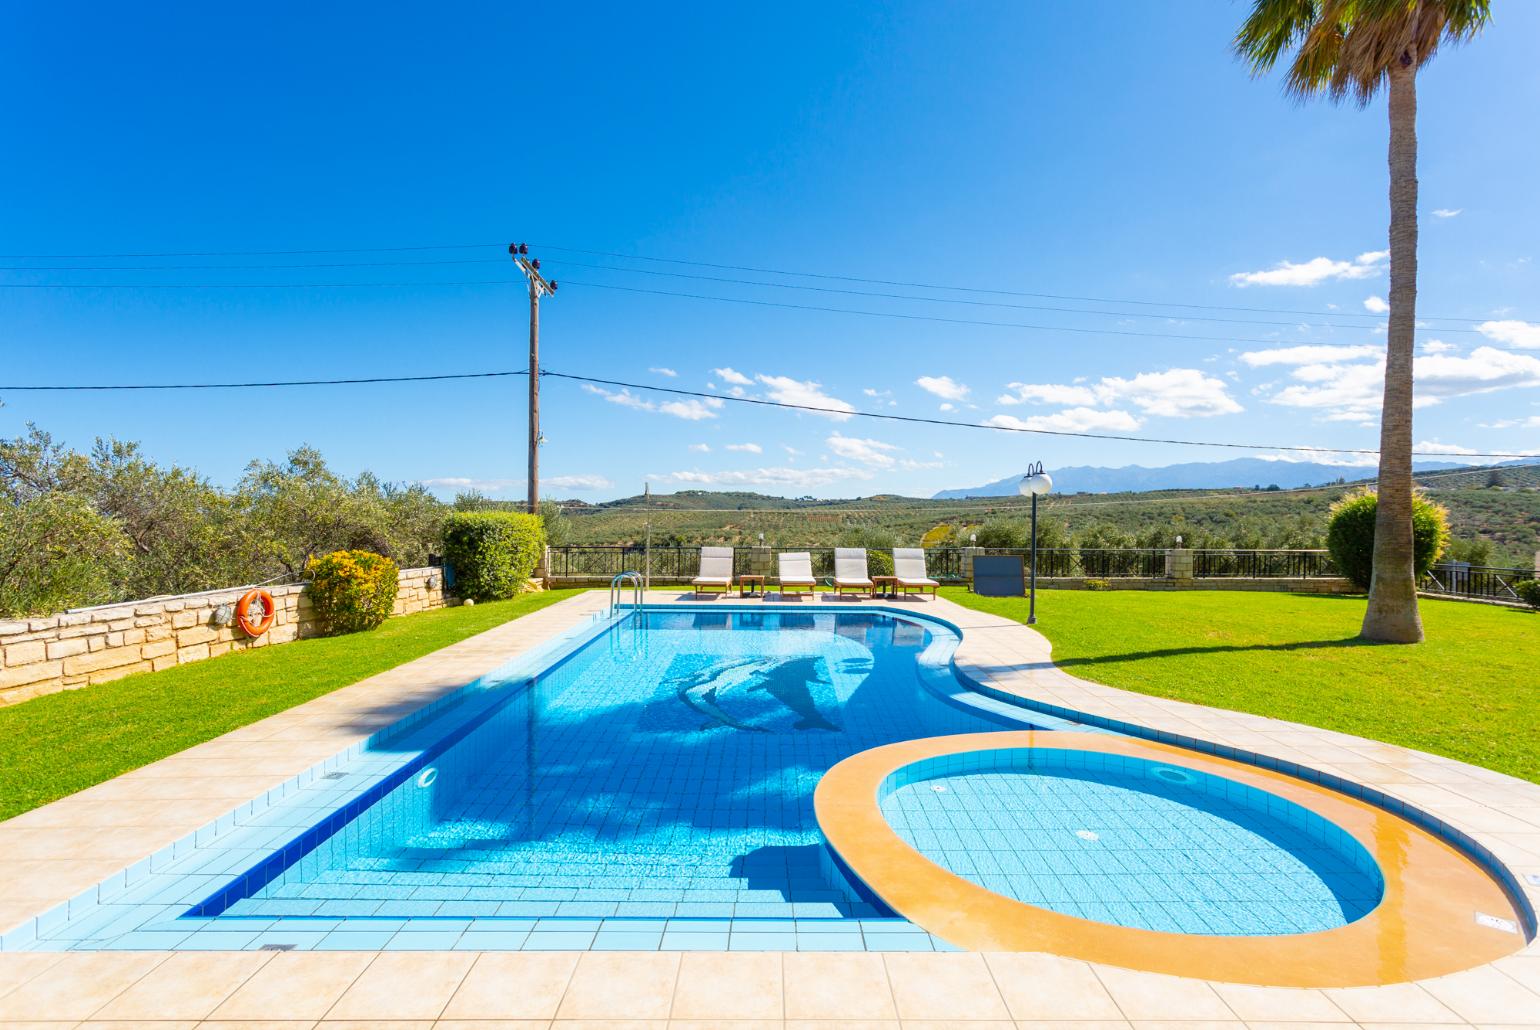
<box><xmin>439</xmin><ymin>952</ymin><xmax>579</xmax><ymax>1020</ymax></box>
<box><xmin>548</xmin><ymin>1021</ymin><xmax>669</xmax><ymax>1029</ymax></box>
<box><xmin>784</xmin><ymin>1021</ymin><xmax>899</xmax><ymax>1030</ymax></box>
<box><xmin>901</xmin><ymin>1021</ymin><xmax>1015</xmax><ymax>1030</ymax></box>
<box><xmin>1208</xmin><ymin>983</ymin><xmax>1350</xmax><ymax>1023</ymax></box>
<box><xmin>985</xmin><ymin>951</ymin><xmax>1124</xmax><ymax>1020</ymax></box>
<box><xmin>669</xmin><ymin>952</ymin><xmax>782</xmax><ymax>1020</ymax></box>
<box><xmin>1126</xmin><ymin>1022</ymin><xmax>1243</xmax><ymax>1029</ymax></box>
<box><xmin>883</xmin><ymin>952</ymin><xmax>1010</xmax><ymax>1021</ymax></box>
<box><xmin>75</xmin><ymin>1022</ymin><xmax>201</xmax><ymax>1030</ymax></box>
<box><xmin>0</xmin><ymin>952</ymin><xmax>67</xmax><ymax>997</ymax></box>
<box><xmin>193</xmin><ymin>1022</ymin><xmax>318</xmax><ymax>1030</ymax></box>
<box><xmin>315</xmin><ymin>1023</ymin><xmax>434</xmax><ymax>1030</ymax></box>
<box><xmin>434</xmin><ymin>1021</ymin><xmax>551</xmax><ymax>1030</ymax></box>
<box><xmin>0</xmin><ymin>951</ymin><xmax>168</xmax><ymax>1020</ymax></box>
<box><xmin>782</xmin><ymin>953</ymin><xmax>896</xmax><ymax>1020</ymax></box>
<box><xmin>1011</xmin><ymin>1021</ymin><xmax>1132</xmax><ymax>1030</ymax></box>
<box><xmin>325</xmin><ymin>952</ymin><xmax>475</xmax><ymax>1022</ymax></box>
<box><xmin>554</xmin><ymin>953</ymin><xmax>679</xmax><ymax>1021</ymax></box>
<box><xmin>1092</xmin><ymin>966</ymin><xmax>1235</xmax><ymax>1022</ymax></box>
<box><xmin>668</xmin><ymin>1022</ymin><xmax>784</xmax><ymax>1029</ymax></box>
<box><xmin>1322</xmin><ymin>982</ymin><xmax>1463</xmax><ymax>1023</ymax></box>
<box><xmin>208</xmin><ymin>952</ymin><xmax>374</xmax><ymax>1021</ymax></box>
<box><xmin>1417</xmin><ymin>965</ymin><xmax>1540</xmax><ymax>1023</ymax></box>
<box><xmin>91</xmin><ymin>951</ymin><xmax>273</xmax><ymax>1020</ymax></box>
<box><xmin>1493</xmin><ymin>954</ymin><xmax>1540</xmax><ymax>992</ymax></box>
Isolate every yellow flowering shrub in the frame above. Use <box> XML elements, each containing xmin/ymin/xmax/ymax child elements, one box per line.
<box><xmin>306</xmin><ymin>549</ymin><xmax>399</xmax><ymax>635</ymax></box>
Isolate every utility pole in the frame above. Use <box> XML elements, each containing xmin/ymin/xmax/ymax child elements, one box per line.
<box><xmin>509</xmin><ymin>243</ymin><xmax>558</xmax><ymax>514</ymax></box>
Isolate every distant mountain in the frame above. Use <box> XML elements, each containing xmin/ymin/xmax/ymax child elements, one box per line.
<box><xmin>932</xmin><ymin>458</ymin><xmax>1467</xmax><ymax>498</ymax></box>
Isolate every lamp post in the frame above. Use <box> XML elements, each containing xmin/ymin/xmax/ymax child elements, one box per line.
<box><xmin>1018</xmin><ymin>462</ymin><xmax>1054</xmax><ymax>624</ymax></box>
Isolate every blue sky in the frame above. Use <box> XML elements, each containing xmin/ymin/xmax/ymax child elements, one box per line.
<box><xmin>3</xmin><ymin>2</ymin><xmax>1538</xmax><ymax>500</ymax></box>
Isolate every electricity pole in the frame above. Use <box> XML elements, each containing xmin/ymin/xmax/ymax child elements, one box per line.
<box><xmin>509</xmin><ymin>243</ymin><xmax>558</xmax><ymax>514</ymax></box>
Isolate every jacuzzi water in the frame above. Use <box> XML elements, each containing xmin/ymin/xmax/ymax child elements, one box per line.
<box><xmin>192</xmin><ymin>609</ymin><xmax>1050</xmax><ymax>925</ymax></box>
<box><xmin>879</xmin><ymin>748</ymin><xmax>1386</xmax><ymax>935</ymax></box>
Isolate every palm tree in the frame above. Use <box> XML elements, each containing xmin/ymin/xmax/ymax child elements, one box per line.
<box><xmin>1235</xmin><ymin>0</ymin><xmax>1489</xmax><ymax>643</ymax></box>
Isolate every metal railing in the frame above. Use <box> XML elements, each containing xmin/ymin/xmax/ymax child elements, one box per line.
<box><xmin>547</xmin><ymin>545</ymin><xmax>1346</xmax><ymax>582</ymax></box>
<box><xmin>1422</xmin><ymin>562</ymin><xmax>1535</xmax><ymax>602</ymax></box>
<box><xmin>1193</xmin><ymin>549</ymin><xmax>1336</xmax><ymax>578</ymax></box>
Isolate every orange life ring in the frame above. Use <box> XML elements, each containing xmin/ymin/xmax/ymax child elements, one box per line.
<box><xmin>235</xmin><ymin>589</ymin><xmax>276</xmax><ymax>637</ymax></box>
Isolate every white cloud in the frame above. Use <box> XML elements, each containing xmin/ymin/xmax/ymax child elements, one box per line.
<box><xmin>1097</xmin><ymin>369</ymin><xmax>1242</xmax><ymax>417</ymax></box>
<box><xmin>756</xmin><ymin>374</ymin><xmax>856</xmax><ymax>420</ymax></box>
<box><xmin>652</xmin><ymin>466</ymin><xmax>872</xmax><ymax>488</ymax></box>
<box><xmin>938</xmin><ymin>402</ymin><xmax>955</xmax><ymax>412</ymax></box>
<box><xmin>712</xmin><ymin>367</ymin><xmax>753</xmax><ymax>386</ymax></box>
<box><xmin>1431</xmin><ymin>208</ymin><xmax>1462</xmax><ymax>219</ymax></box>
<box><xmin>725</xmin><ymin>442</ymin><xmax>763</xmax><ymax>454</ymax></box>
<box><xmin>826</xmin><ymin>433</ymin><xmax>900</xmax><ymax>468</ymax></box>
<box><xmin>1363</xmin><ymin>295</ymin><xmax>1389</xmax><ymax>314</ymax></box>
<box><xmin>1268</xmin><ymin>346</ymin><xmax>1540</xmax><ymax>416</ymax></box>
<box><xmin>545</xmin><ymin>474</ymin><xmax>613</xmax><ymax>490</ymax></box>
<box><xmin>997</xmin><ymin>382</ymin><xmax>1099</xmax><ymax>407</ymax></box>
<box><xmin>1411</xmin><ymin>440</ymin><xmax>1479</xmax><ymax>455</ymax></box>
<box><xmin>648</xmin><ymin>367</ymin><xmax>678</xmax><ymax>377</ymax></box>
<box><xmin>1229</xmin><ymin>250</ymin><xmax>1387</xmax><ymax>287</ymax></box>
<box><xmin>688</xmin><ymin>443</ymin><xmax>711</xmax><ymax>453</ymax></box>
<box><xmin>996</xmin><ymin>369</ymin><xmax>1238</xmax><ymax>418</ymax></box>
<box><xmin>914</xmin><ymin>375</ymin><xmax>970</xmax><ymax>402</ymax></box>
<box><xmin>1480</xmin><ymin>415</ymin><xmax>1540</xmax><ymax>429</ymax></box>
<box><xmin>1239</xmin><ymin>344</ymin><xmax>1382</xmax><ymax>367</ymax></box>
<box><xmin>582</xmin><ymin>383</ymin><xmax>722</xmax><ymax>420</ymax></box>
<box><xmin>419</xmin><ymin>476</ymin><xmax>520</xmax><ymax>492</ymax></box>
<box><xmin>985</xmin><ymin>408</ymin><xmax>1143</xmax><ymax>433</ymax></box>
<box><xmin>1420</xmin><ymin>340</ymin><xmax>1458</xmax><ymax>355</ymax></box>
<box><xmin>1478</xmin><ymin>320</ymin><xmax>1540</xmax><ymax>349</ymax></box>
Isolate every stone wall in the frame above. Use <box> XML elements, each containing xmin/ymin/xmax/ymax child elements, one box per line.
<box><xmin>0</xmin><ymin>567</ymin><xmax>449</xmax><ymax>706</ymax></box>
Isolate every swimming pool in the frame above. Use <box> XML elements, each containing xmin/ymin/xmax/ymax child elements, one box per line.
<box><xmin>191</xmin><ymin>608</ymin><xmax>1044</xmax><ymax>926</ymax></box>
<box><xmin>879</xmin><ymin>748</ymin><xmax>1384</xmax><ymax>935</ymax></box>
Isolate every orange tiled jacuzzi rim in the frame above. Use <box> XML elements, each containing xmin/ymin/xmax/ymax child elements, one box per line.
<box><xmin>814</xmin><ymin>730</ymin><xmax>1526</xmax><ymax>987</ymax></box>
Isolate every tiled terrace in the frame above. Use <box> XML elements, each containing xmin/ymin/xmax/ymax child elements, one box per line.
<box><xmin>1</xmin><ymin>588</ymin><xmax>1537</xmax><ymax>1026</ymax></box>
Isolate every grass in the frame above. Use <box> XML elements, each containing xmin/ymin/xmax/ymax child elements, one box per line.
<box><xmin>0</xmin><ymin>589</ymin><xmax>581</xmax><ymax>820</ymax></box>
<box><xmin>942</xmin><ymin>587</ymin><xmax>1540</xmax><ymax>784</ymax></box>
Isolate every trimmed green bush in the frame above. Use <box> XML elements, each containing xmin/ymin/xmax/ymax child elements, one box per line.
<box><xmin>1516</xmin><ymin>580</ymin><xmax>1540</xmax><ymax>611</ymax></box>
<box><xmin>306</xmin><ymin>549</ymin><xmax>399</xmax><ymax>634</ymax></box>
<box><xmin>442</xmin><ymin>511</ymin><xmax>546</xmax><ymax>601</ymax></box>
<box><xmin>1325</xmin><ymin>490</ymin><xmax>1449</xmax><ymax>590</ymax></box>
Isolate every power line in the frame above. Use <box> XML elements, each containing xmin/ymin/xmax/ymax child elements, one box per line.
<box><xmin>0</xmin><ymin>371</ymin><xmax>529</xmax><ymax>391</ymax></box>
<box><xmin>0</xmin><ymin>237</ymin><xmax>1517</xmax><ymax>325</ymax></box>
<box><xmin>528</xmin><ymin>243</ymin><xmax>1508</xmax><ymax>327</ymax></box>
<box><xmin>539</xmin><ymin>258</ymin><xmax>1488</xmax><ymax>335</ymax></box>
<box><xmin>539</xmin><ymin>370</ymin><xmax>1540</xmax><ymax>459</ymax></box>
<box><xmin>6</xmin><ymin>365</ymin><xmax>1532</xmax><ymax>459</ymax></box>
<box><xmin>555</xmin><ymin>279</ymin><xmax>1415</xmax><ymax>348</ymax></box>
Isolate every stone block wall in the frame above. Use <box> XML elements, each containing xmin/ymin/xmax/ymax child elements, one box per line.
<box><xmin>0</xmin><ymin>567</ymin><xmax>449</xmax><ymax>706</ymax></box>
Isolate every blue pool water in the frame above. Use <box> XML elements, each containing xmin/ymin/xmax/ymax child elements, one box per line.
<box><xmin>879</xmin><ymin>748</ymin><xmax>1385</xmax><ymax>935</ymax></box>
<box><xmin>198</xmin><ymin>609</ymin><xmax>1042</xmax><ymax>927</ymax></box>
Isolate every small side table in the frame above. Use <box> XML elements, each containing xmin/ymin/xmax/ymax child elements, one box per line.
<box><xmin>872</xmin><ymin>575</ymin><xmax>899</xmax><ymax>599</ymax></box>
<box><xmin>738</xmin><ymin>574</ymin><xmax>766</xmax><ymax>597</ymax></box>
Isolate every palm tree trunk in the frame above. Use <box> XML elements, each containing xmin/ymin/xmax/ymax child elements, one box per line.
<box><xmin>1360</xmin><ymin>61</ymin><xmax>1423</xmax><ymax>644</ymax></box>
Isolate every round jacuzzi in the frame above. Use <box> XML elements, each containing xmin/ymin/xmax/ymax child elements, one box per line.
<box><xmin>814</xmin><ymin>730</ymin><xmax>1527</xmax><ymax>987</ymax></box>
<box><xmin>878</xmin><ymin>747</ymin><xmax>1384</xmax><ymax>936</ymax></box>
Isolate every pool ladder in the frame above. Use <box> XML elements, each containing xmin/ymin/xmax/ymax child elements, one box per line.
<box><xmin>608</xmin><ymin>571</ymin><xmax>643</xmax><ymax>619</ymax></box>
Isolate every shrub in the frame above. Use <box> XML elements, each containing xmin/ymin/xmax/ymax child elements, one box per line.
<box><xmin>306</xmin><ymin>549</ymin><xmax>399</xmax><ymax>634</ymax></box>
<box><xmin>442</xmin><ymin>511</ymin><xmax>546</xmax><ymax>601</ymax></box>
<box><xmin>1083</xmin><ymin>578</ymin><xmax>1112</xmax><ymax>591</ymax></box>
<box><xmin>1325</xmin><ymin>490</ymin><xmax>1449</xmax><ymax>590</ymax></box>
<box><xmin>1516</xmin><ymin>579</ymin><xmax>1540</xmax><ymax>611</ymax></box>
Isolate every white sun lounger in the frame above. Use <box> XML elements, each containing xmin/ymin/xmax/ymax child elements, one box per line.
<box><xmin>692</xmin><ymin>546</ymin><xmax>734</xmax><ymax>596</ymax></box>
<box><xmin>834</xmin><ymin>547</ymin><xmax>873</xmax><ymax>597</ymax></box>
<box><xmin>892</xmin><ymin>548</ymin><xmax>939</xmax><ymax>599</ymax></box>
<box><xmin>778</xmin><ymin>551</ymin><xmax>817</xmax><ymax>598</ymax></box>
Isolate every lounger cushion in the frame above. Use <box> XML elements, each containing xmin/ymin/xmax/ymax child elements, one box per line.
<box><xmin>692</xmin><ymin>577</ymin><xmax>732</xmax><ymax>585</ymax></box>
<box><xmin>896</xmin><ymin>577</ymin><xmax>939</xmax><ymax>587</ymax></box>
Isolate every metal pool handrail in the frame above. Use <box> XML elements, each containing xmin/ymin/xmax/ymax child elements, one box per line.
<box><xmin>608</xmin><ymin>571</ymin><xmax>643</xmax><ymax>617</ymax></box>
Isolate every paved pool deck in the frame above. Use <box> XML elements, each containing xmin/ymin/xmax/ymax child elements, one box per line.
<box><xmin>1</xmin><ymin>588</ymin><xmax>1537</xmax><ymax>1027</ymax></box>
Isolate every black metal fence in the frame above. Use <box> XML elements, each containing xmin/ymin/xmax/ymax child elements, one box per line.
<box><xmin>1193</xmin><ymin>549</ymin><xmax>1336</xmax><ymax>578</ymax></box>
<box><xmin>546</xmin><ymin>545</ymin><xmax>1343</xmax><ymax>582</ymax></box>
<box><xmin>1422</xmin><ymin>563</ymin><xmax>1536</xmax><ymax>603</ymax></box>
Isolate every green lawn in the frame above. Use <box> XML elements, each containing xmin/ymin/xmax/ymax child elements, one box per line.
<box><xmin>942</xmin><ymin>587</ymin><xmax>1539</xmax><ymax>784</ymax></box>
<box><xmin>0</xmin><ymin>589</ymin><xmax>581</xmax><ymax>820</ymax></box>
